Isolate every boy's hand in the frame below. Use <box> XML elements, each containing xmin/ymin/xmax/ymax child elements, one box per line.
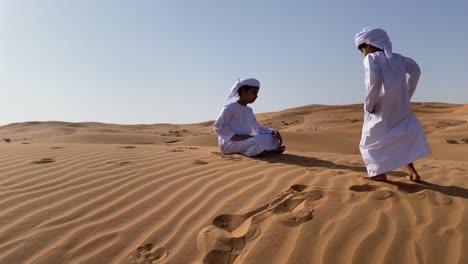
<box><xmin>272</xmin><ymin>130</ymin><xmax>283</xmax><ymax>146</ymax></box>
<box><xmin>232</xmin><ymin>135</ymin><xmax>252</xmax><ymax>141</ymax></box>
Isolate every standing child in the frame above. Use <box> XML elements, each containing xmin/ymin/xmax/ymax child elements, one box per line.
<box><xmin>354</xmin><ymin>27</ymin><xmax>431</xmax><ymax>182</ymax></box>
<box><xmin>213</xmin><ymin>78</ymin><xmax>285</xmax><ymax>157</ymax></box>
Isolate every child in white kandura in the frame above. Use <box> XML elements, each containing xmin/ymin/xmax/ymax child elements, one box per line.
<box><xmin>213</xmin><ymin>78</ymin><xmax>285</xmax><ymax>157</ymax></box>
<box><xmin>354</xmin><ymin>27</ymin><xmax>431</xmax><ymax>182</ymax></box>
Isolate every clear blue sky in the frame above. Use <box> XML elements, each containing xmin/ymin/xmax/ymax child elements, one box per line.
<box><xmin>1</xmin><ymin>0</ymin><xmax>467</xmax><ymax>125</ymax></box>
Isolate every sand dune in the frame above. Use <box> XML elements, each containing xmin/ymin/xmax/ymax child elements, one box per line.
<box><xmin>0</xmin><ymin>102</ymin><xmax>467</xmax><ymax>264</ymax></box>
<box><xmin>461</xmin><ymin>104</ymin><xmax>468</xmax><ymax>111</ymax></box>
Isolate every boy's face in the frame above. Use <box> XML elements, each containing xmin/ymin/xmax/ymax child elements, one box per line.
<box><xmin>239</xmin><ymin>87</ymin><xmax>259</xmax><ymax>104</ymax></box>
<box><xmin>359</xmin><ymin>44</ymin><xmax>371</xmax><ymax>56</ymax></box>
<box><xmin>359</xmin><ymin>44</ymin><xmax>379</xmax><ymax>56</ymax></box>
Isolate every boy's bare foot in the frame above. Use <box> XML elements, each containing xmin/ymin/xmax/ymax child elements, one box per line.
<box><xmin>262</xmin><ymin>146</ymin><xmax>286</xmax><ymax>155</ymax></box>
<box><xmin>365</xmin><ymin>174</ymin><xmax>387</xmax><ymax>181</ymax></box>
<box><xmin>406</xmin><ymin>172</ymin><xmax>421</xmax><ymax>182</ymax></box>
<box><xmin>406</xmin><ymin>163</ymin><xmax>421</xmax><ymax>182</ymax></box>
<box><xmin>406</xmin><ymin>175</ymin><xmax>420</xmax><ymax>182</ymax></box>
<box><xmin>274</xmin><ymin>146</ymin><xmax>286</xmax><ymax>154</ymax></box>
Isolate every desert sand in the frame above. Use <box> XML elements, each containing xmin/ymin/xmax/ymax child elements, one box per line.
<box><xmin>0</xmin><ymin>102</ymin><xmax>467</xmax><ymax>264</ymax></box>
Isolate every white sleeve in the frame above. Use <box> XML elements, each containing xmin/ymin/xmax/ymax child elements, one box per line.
<box><xmin>363</xmin><ymin>54</ymin><xmax>383</xmax><ymax>113</ymax></box>
<box><xmin>404</xmin><ymin>56</ymin><xmax>421</xmax><ymax>99</ymax></box>
<box><xmin>213</xmin><ymin>106</ymin><xmax>236</xmax><ymax>141</ymax></box>
<box><xmin>251</xmin><ymin>111</ymin><xmax>274</xmax><ymax>135</ymax></box>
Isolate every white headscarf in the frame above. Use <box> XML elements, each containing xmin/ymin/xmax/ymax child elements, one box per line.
<box><xmin>227</xmin><ymin>78</ymin><xmax>260</xmax><ymax>100</ymax></box>
<box><xmin>354</xmin><ymin>27</ymin><xmax>395</xmax><ymax>70</ymax></box>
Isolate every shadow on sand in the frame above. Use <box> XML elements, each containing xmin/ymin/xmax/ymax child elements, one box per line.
<box><xmin>256</xmin><ymin>153</ymin><xmax>406</xmax><ymax>177</ymax></box>
<box><xmin>256</xmin><ymin>153</ymin><xmax>468</xmax><ymax>200</ymax></box>
<box><xmin>385</xmin><ymin>180</ymin><xmax>468</xmax><ymax>200</ymax></box>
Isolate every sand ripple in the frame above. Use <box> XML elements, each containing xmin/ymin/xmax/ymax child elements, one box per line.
<box><xmin>0</xmin><ymin>144</ymin><xmax>466</xmax><ymax>264</ymax></box>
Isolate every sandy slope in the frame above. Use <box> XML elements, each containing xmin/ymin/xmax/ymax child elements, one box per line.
<box><xmin>0</xmin><ymin>102</ymin><xmax>467</xmax><ymax>264</ymax></box>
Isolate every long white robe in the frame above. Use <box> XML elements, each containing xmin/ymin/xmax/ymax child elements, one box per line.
<box><xmin>360</xmin><ymin>51</ymin><xmax>431</xmax><ymax>176</ymax></box>
<box><xmin>214</xmin><ymin>102</ymin><xmax>280</xmax><ymax>156</ymax></box>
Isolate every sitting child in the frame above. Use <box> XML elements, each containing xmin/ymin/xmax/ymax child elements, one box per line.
<box><xmin>213</xmin><ymin>78</ymin><xmax>285</xmax><ymax>157</ymax></box>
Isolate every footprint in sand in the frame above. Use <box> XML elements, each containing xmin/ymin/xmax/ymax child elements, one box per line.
<box><xmin>289</xmin><ymin>184</ymin><xmax>308</xmax><ymax>192</ymax></box>
<box><xmin>198</xmin><ymin>184</ymin><xmax>323</xmax><ymax>263</ymax></box>
<box><xmin>426</xmin><ymin>191</ymin><xmax>452</xmax><ymax>205</ymax></box>
<box><xmin>267</xmin><ymin>185</ymin><xmax>323</xmax><ymax>225</ymax></box>
<box><xmin>412</xmin><ymin>191</ymin><xmax>452</xmax><ymax>205</ymax></box>
<box><xmin>350</xmin><ymin>183</ymin><xmax>450</xmax><ymax>204</ymax></box>
<box><xmin>349</xmin><ymin>184</ymin><xmax>394</xmax><ymax>200</ymax></box>
<box><xmin>302</xmin><ymin>190</ymin><xmax>325</xmax><ymax>202</ymax></box>
<box><xmin>203</xmin><ymin>249</ymin><xmax>239</xmax><ymax>264</ymax></box>
<box><xmin>128</xmin><ymin>244</ymin><xmax>168</xmax><ymax>264</ymax></box>
<box><xmin>396</xmin><ymin>183</ymin><xmax>451</xmax><ymax>205</ymax></box>
<box><xmin>395</xmin><ymin>182</ymin><xmax>425</xmax><ymax>194</ymax></box>
<box><xmin>193</xmin><ymin>160</ymin><xmax>209</xmax><ymax>165</ymax></box>
<box><xmin>170</xmin><ymin>149</ymin><xmax>184</xmax><ymax>152</ymax></box>
<box><xmin>211</xmin><ymin>151</ymin><xmax>243</xmax><ymax>161</ymax></box>
<box><xmin>413</xmin><ymin>192</ymin><xmax>428</xmax><ymax>200</ymax></box>
<box><xmin>212</xmin><ymin>204</ymin><xmax>270</xmax><ymax>232</ymax></box>
<box><xmin>198</xmin><ymin>221</ymin><xmax>261</xmax><ymax>264</ymax></box>
<box><xmin>31</xmin><ymin>158</ymin><xmax>56</xmax><ymax>164</ymax></box>
<box><xmin>369</xmin><ymin>190</ymin><xmax>395</xmax><ymax>200</ymax></box>
<box><xmin>107</xmin><ymin>161</ymin><xmax>133</xmax><ymax>166</ymax></box>
<box><xmin>273</xmin><ymin>185</ymin><xmax>324</xmax><ymax>226</ymax></box>
<box><xmin>272</xmin><ymin>198</ymin><xmax>307</xmax><ymax>214</ymax></box>
<box><xmin>278</xmin><ymin>200</ymin><xmax>314</xmax><ymax>227</ymax></box>
<box><xmin>120</xmin><ymin>146</ymin><xmax>136</xmax><ymax>149</ymax></box>
<box><xmin>51</xmin><ymin>147</ymin><xmax>64</xmax><ymax>150</ymax></box>
<box><xmin>277</xmin><ymin>206</ymin><xmax>314</xmax><ymax>227</ymax></box>
<box><xmin>165</xmin><ymin>140</ymin><xmax>180</xmax><ymax>144</ymax></box>
<box><xmin>349</xmin><ymin>184</ymin><xmax>378</xmax><ymax>192</ymax></box>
